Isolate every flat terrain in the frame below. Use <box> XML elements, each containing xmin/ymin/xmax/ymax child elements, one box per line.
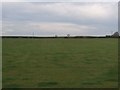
<box><xmin>2</xmin><ymin>38</ymin><xmax>118</xmax><ymax>88</ymax></box>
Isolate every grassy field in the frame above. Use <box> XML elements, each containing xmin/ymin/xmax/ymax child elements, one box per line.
<box><xmin>2</xmin><ymin>38</ymin><xmax>118</xmax><ymax>88</ymax></box>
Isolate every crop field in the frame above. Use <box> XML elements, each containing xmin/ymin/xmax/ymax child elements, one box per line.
<box><xmin>2</xmin><ymin>38</ymin><xmax>118</xmax><ymax>88</ymax></box>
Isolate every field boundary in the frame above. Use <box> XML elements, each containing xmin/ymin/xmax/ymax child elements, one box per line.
<box><xmin>1</xmin><ymin>36</ymin><xmax>120</xmax><ymax>39</ymax></box>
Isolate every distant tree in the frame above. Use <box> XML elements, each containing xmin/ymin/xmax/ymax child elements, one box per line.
<box><xmin>55</xmin><ymin>35</ymin><xmax>58</xmax><ymax>38</ymax></box>
<box><xmin>67</xmin><ymin>34</ymin><xmax>70</xmax><ymax>37</ymax></box>
<box><xmin>106</xmin><ymin>35</ymin><xmax>111</xmax><ymax>38</ymax></box>
<box><xmin>112</xmin><ymin>32</ymin><xmax>119</xmax><ymax>37</ymax></box>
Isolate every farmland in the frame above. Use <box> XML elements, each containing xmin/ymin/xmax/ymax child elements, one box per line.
<box><xmin>2</xmin><ymin>38</ymin><xmax>118</xmax><ymax>88</ymax></box>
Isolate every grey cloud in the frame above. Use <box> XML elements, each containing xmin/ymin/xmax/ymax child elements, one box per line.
<box><xmin>2</xmin><ymin>2</ymin><xmax>118</xmax><ymax>36</ymax></box>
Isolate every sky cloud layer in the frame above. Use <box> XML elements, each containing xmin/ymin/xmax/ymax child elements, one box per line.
<box><xmin>2</xmin><ymin>2</ymin><xmax>118</xmax><ymax>36</ymax></box>
<box><xmin>2</xmin><ymin>0</ymin><xmax>119</xmax><ymax>2</ymax></box>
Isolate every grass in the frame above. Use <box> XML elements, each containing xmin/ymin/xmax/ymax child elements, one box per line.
<box><xmin>2</xmin><ymin>38</ymin><xmax>118</xmax><ymax>88</ymax></box>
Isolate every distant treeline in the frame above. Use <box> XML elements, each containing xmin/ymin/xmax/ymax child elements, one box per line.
<box><xmin>1</xmin><ymin>36</ymin><xmax>120</xmax><ymax>38</ymax></box>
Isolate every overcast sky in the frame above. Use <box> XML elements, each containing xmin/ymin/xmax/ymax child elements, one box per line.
<box><xmin>2</xmin><ymin>0</ymin><xmax>118</xmax><ymax>36</ymax></box>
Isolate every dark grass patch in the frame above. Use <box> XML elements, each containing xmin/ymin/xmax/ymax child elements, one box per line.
<box><xmin>102</xmin><ymin>68</ymin><xmax>118</xmax><ymax>82</ymax></box>
<box><xmin>82</xmin><ymin>81</ymin><xmax>102</xmax><ymax>85</ymax></box>
<box><xmin>37</xmin><ymin>81</ymin><xmax>58</xmax><ymax>87</ymax></box>
<box><xmin>81</xmin><ymin>79</ymin><xmax>103</xmax><ymax>86</ymax></box>
<box><xmin>3</xmin><ymin>84</ymin><xmax>21</xmax><ymax>88</ymax></box>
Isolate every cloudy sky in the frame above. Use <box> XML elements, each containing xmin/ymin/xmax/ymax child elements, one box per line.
<box><xmin>2</xmin><ymin>0</ymin><xmax>118</xmax><ymax>36</ymax></box>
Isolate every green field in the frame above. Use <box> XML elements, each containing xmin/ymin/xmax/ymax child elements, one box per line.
<box><xmin>2</xmin><ymin>38</ymin><xmax>118</xmax><ymax>88</ymax></box>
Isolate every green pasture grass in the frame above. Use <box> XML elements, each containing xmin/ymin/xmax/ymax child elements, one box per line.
<box><xmin>2</xmin><ymin>38</ymin><xmax>118</xmax><ymax>88</ymax></box>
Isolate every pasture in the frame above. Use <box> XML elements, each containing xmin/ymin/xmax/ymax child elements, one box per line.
<box><xmin>2</xmin><ymin>38</ymin><xmax>118</xmax><ymax>88</ymax></box>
